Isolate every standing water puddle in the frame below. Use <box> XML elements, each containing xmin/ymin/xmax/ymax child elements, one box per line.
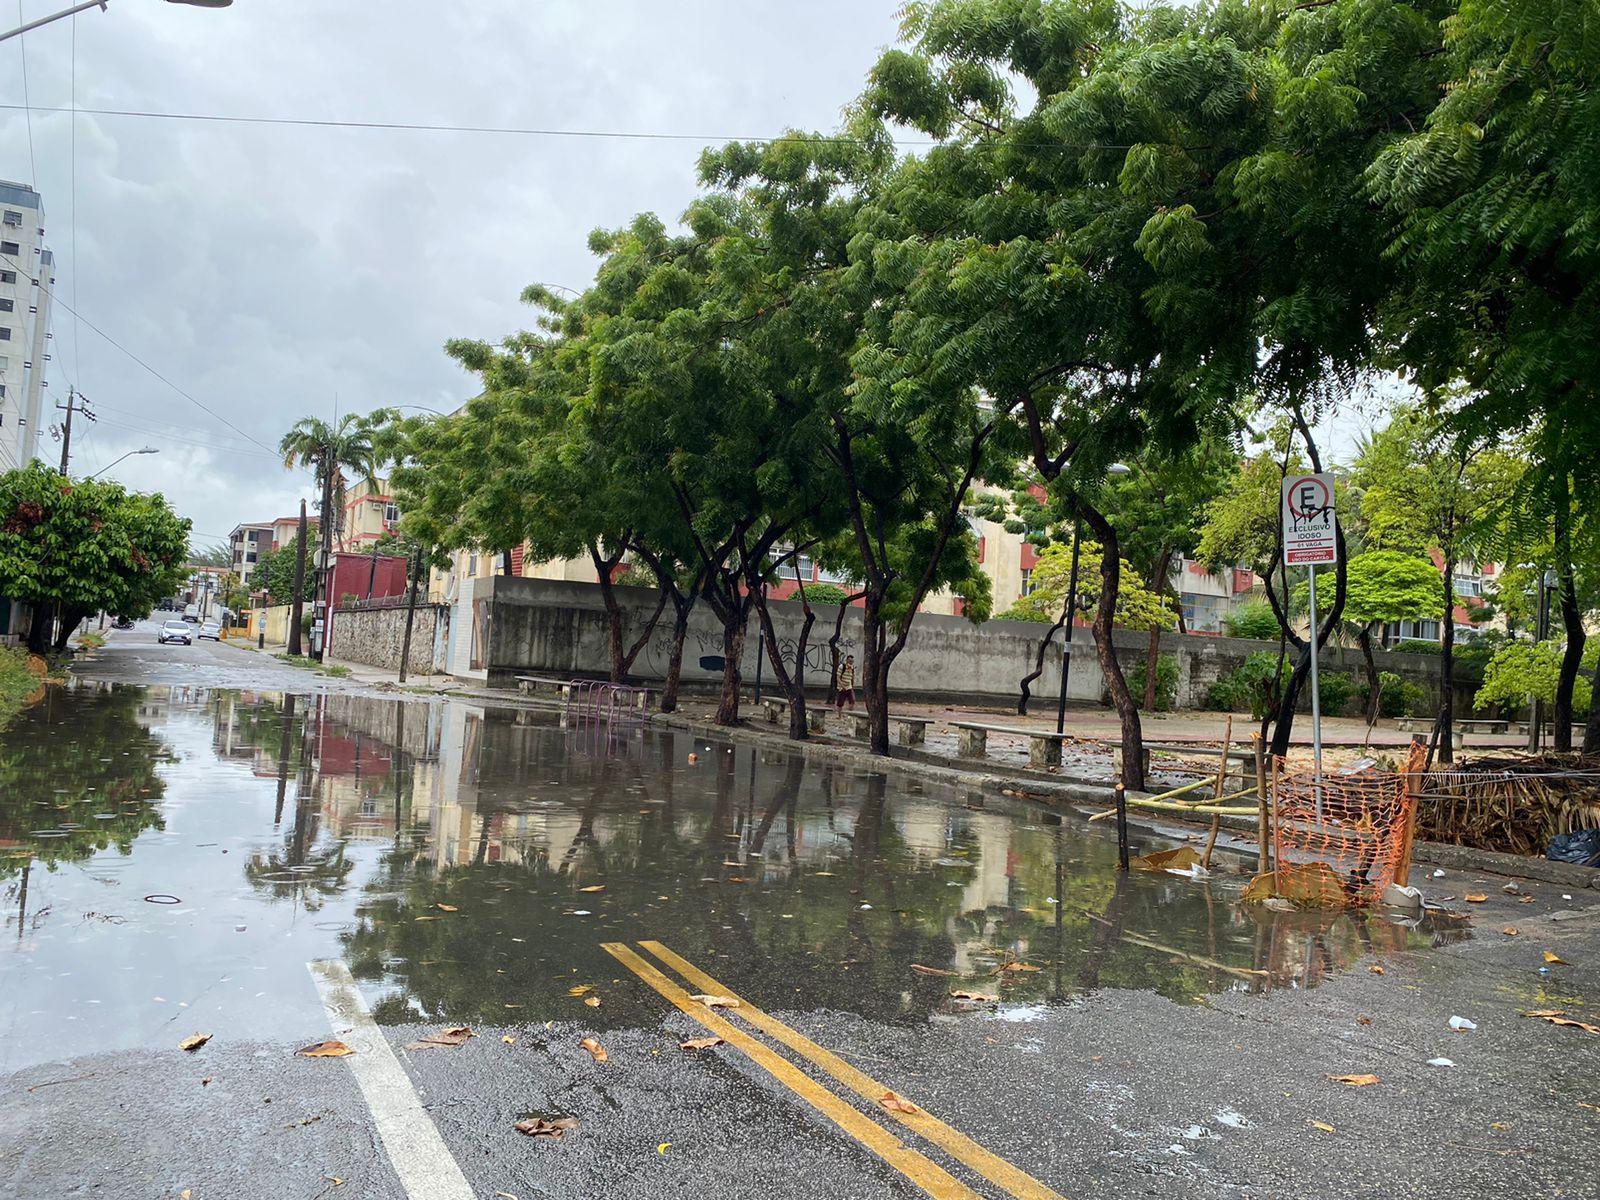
<box><xmin>1</xmin><ymin>684</ymin><xmax>1465</xmax><ymax>1073</ymax></box>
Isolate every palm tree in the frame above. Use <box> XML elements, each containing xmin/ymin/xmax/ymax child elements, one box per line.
<box><xmin>279</xmin><ymin>411</ymin><xmax>393</xmax><ymax>651</ymax></box>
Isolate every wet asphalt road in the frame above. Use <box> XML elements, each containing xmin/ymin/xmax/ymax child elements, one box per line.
<box><xmin>1</xmin><ymin>626</ymin><xmax>1596</xmax><ymax>1200</ymax></box>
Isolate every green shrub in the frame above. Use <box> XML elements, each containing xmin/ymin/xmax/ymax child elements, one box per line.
<box><xmin>1364</xmin><ymin>671</ymin><xmax>1426</xmax><ymax>718</ymax></box>
<box><xmin>1127</xmin><ymin>653</ymin><xmax>1179</xmax><ymax>712</ymax></box>
<box><xmin>1392</xmin><ymin>638</ymin><xmax>1441</xmax><ymax>655</ymax></box>
<box><xmin>1222</xmin><ymin>601</ymin><xmax>1281</xmax><ymax>641</ymax></box>
<box><xmin>1316</xmin><ymin>670</ymin><xmax>1357</xmax><ymax>715</ymax></box>
<box><xmin>996</xmin><ymin>603</ymin><xmax>1052</xmax><ymax>622</ymax></box>
<box><xmin>1205</xmin><ymin>651</ymin><xmax>1292</xmax><ymax>718</ymax></box>
<box><xmin>804</xmin><ymin>583</ymin><xmax>850</xmax><ymax>607</ymax></box>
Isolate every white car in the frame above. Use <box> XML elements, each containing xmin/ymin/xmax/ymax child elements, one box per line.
<box><xmin>198</xmin><ymin>622</ymin><xmax>222</xmax><ymax>641</ymax></box>
<box><xmin>158</xmin><ymin>620</ymin><xmax>193</xmax><ymax>646</ymax></box>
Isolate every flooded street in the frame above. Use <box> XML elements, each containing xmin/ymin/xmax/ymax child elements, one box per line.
<box><xmin>3</xmin><ymin>685</ymin><xmax>1460</xmax><ymax>1073</ymax></box>
<box><xmin>3</xmin><ymin>680</ymin><xmax>1596</xmax><ymax>1199</ymax></box>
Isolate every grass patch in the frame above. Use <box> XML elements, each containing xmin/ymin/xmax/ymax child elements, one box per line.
<box><xmin>274</xmin><ymin>652</ymin><xmax>351</xmax><ymax>678</ymax></box>
<box><xmin>73</xmin><ymin>630</ymin><xmax>107</xmax><ymax>650</ymax></box>
<box><xmin>0</xmin><ymin>646</ymin><xmax>40</xmax><ymax>728</ymax></box>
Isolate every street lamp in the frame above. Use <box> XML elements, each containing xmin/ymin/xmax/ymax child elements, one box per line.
<box><xmin>1055</xmin><ymin>462</ymin><xmax>1132</xmax><ymax>736</ymax></box>
<box><xmin>86</xmin><ymin>446</ymin><xmax>157</xmax><ymax>479</ymax></box>
<box><xmin>1</xmin><ymin>0</ymin><xmax>231</xmax><ymax>45</ymax></box>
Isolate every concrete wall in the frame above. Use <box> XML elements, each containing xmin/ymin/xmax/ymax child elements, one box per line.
<box><xmin>248</xmin><ymin>603</ymin><xmax>296</xmax><ymax>648</ymax></box>
<box><xmin>326</xmin><ymin>597</ymin><xmax>450</xmax><ymax>675</ymax></box>
<box><xmin>474</xmin><ymin>576</ymin><xmax>1466</xmax><ymax>709</ymax></box>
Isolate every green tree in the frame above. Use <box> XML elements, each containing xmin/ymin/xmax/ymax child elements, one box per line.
<box><xmin>252</xmin><ymin>531</ymin><xmax>313</xmax><ymax>606</ymax></box>
<box><xmin>190</xmin><ymin>540</ymin><xmax>231</xmax><ymax>569</ymax></box>
<box><xmin>1351</xmin><ymin>406</ymin><xmax>1505</xmax><ymax>760</ymax></box>
<box><xmin>0</xmin><ymin>463</ymin><xmax>191</xmax><ymax>652</ymax></box>
<box><xmin>1297</xmin><ymin>551</ymin><xmax>1442</xmax><ymax>726</ymax></box>
<box><xmin>1476</xmin><ymin>639</ymin><xmax>1596</xmax><ymax>716</ymax></box>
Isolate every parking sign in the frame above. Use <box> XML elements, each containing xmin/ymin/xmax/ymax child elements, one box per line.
<box><xmin>1282</xmin><ymin>473</ymin><xmax>1337</xmax><ymax>565</ymax></box>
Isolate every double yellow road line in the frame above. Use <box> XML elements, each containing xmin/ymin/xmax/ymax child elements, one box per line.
<box><xmin>603</xmin><ymin>940</ymin><xmax>1067</xmax><ymax>1200</ymax></box>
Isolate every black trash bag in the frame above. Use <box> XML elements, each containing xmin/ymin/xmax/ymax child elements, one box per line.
<box><xmin>1546</xmin><ymin>828</ymin><xmax>1600</xmax><ymax>867</ymax></box>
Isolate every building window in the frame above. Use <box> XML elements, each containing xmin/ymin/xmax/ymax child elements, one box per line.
<box><xmin>0</xmin><ymin>329</ymin><xmax>10</xmax><ymax>341</ymax></box>
<box><xmin>1396</xmin><ymin>619</ymin><xmax>1441</xmax><ymax>643</ymax></box>
<box><xmin>0</xmin><ymin>299</ymin><xmax>11</xmax><ymax>312</ymax></box>
<box><xmin>0</xmin><ymin>384</ymin><xmax>5</xmax><ymax>397</ymax></box>
<box><xmin>384</xmin><ymin>503</ymin><xmax>399</xmax><ymax>524</ymax></box>
<box><xmin>245</xmin><ymin>551</ymin><xmax>257</xmax><ymax>563</ymax></box>
<box><xmin>0</xmin><ymin>242</ymin><xmax>17</xmax><ymax>256</ymax></box>
<box><xmin>1182</xmin><ymin>592</ymin><xmax>1228</xmax><ymax>633</ymax></box>
<box><xmin>1453</xmin><ymin>574</ymin><xmax>1481</xmax><ymax>598</ymax></box>
<box><xmin>1020</xmin><ymin>568</ymin><xmax>1035</xmax><ymax>597</ymax></box>
<box><xmin>0</xmin><ymin>356</ymin><xmax>8</xmax><ymax>371</ymax></box>
<box><xmin>1</xmin><ymin>211</ymin><xmax>19</xmax><ymax>227</ymax></box>
<box><xmin>0</xmin><ymin>271</ymin><xmax>13</xmax><ymax>284</ymax></box>
<box><xmin>792</xmin><ymin>553</ymin><xmax>815</xmax><ymax>581</ymax></box>
<box><xmin>466</xmin><ymin>553</ymin><xmax>478</xmax><ymax>576</ymax></box>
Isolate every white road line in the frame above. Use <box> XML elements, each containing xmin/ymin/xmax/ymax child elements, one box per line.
<box><xmin>307</xmin><ymin>959</ymin><xmax>476</xmax><ymax>1200</ymax></box>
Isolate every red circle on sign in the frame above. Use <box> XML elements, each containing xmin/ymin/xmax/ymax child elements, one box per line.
<box><xmin>1287</xmin><ymin>477</ymin><xmax>1330</xmax><ymax>520</ymax></box>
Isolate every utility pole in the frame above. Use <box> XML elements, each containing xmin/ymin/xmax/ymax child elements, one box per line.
<box><xmin>288</xmin><ymin>500</ymin><xmax>308</xmax><ymax>657</ymax></box>
<box><xmin>311</xmin><ymin>464</ymin><xmax>336</xmax><ymax>662</ymax></box>
<box><xmin>398</xmin><ymin>545</ymin><xmax>424</xmax><ymax>684</ymax></box>
<box><xmin>55</xmin><ymin>388</ymin><xmax>94</xmax><ymax>475</ymax></box>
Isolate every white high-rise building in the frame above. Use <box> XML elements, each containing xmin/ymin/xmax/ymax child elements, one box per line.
<box><xmin>0</xmin><ymin>180</ymin><xmax>54</xmax><ymax>471</ymax></box>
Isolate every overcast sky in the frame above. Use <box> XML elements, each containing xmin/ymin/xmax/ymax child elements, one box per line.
<box><xmin>1</xmin><ymin>0</ymin><xmax>903</xmax><ymax>549</ymax></box>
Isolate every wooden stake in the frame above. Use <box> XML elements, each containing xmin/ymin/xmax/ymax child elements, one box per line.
<box><xmin>1253</xmin><ymin>732</ymin><xmax>1269</xmax><ymax>873</ymax></box>
<box><xmin>1202</xmin><ymin>715</ymin><xmax>1232</xmax><ymax>869</ymax></box>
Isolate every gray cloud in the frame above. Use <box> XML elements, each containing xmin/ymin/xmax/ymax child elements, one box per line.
<box><xmin>1</xmin><ymin>0</ymin><xmax>901</xmax><ymax>544</ymax></box>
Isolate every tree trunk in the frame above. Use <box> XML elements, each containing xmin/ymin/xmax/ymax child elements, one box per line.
<box><xmin>1583</xmin><ymin>653</ymin><xmax>1600</xmax><ymax>756</ymax></box>
<box><xmin>1552</xmin><ymin>492</ymin><xmax>1584</xmax><ymax>754</ymax></box>
<box><xmin>1358</xmin><ymin>621</ymin><xmax>1381</xmax><ymax>727</ymax></box>
<box><xmin>1019</xmin><ymin>605</ymin><xmax>1068</xmax><ymax>716</ymax></box>
<box><xmin>1142</xmin><ymin>548</ymin><xmax>1174</xmax><ymax>710</ymax></box>
<box><xmin>714</xmin><ymin>606</ymin><xmax>748</xmax><ymax>725</ymax></box>
<box><xmin>51</xmin><ymin>607</ymin><xmax>86</xmax><ymax>653</ymax></box>
<box><xmin>659</xmin><ymin>598</ymin><xmax>691</xmax><ymax>714</ymax></box>
<box><xmin>860</xmin><ymin>589</ymin><xmax>891</xmax><ymax>755</ymax></box>
<box><xmin>826</xmin><ymin>594</ymin><xmax>863</xmax><ymax>705</ymax></box>
<box><xmin>750</xmin><ymin>575</ymin><xmax>814</xmax><ymax>741</ymax></box>
<box><xmin>25</xmin><ymin>605</ymin><xmax>51</xmax><ymax>655</ymax></box>
<box><xmin>1080</xmin><ymin>503</ymin><xmax>1144</xmax><ymax>791</ymax></box>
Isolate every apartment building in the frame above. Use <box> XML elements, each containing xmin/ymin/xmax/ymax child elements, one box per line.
<box><xmin>0</xmin><ymin>181</ymin><xmax>54</xmax><ymax>471</ymax></box>
<box><xmin>228</xmin><ymin>522</ymin><xmax>275</xmax><ymax>588</ymax></box>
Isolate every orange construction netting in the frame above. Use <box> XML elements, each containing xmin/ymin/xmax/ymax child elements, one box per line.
<box><xmin>1263</xmin><ymin>742</ymin><xmax>1426</xmax><ymax>907</ymax></box>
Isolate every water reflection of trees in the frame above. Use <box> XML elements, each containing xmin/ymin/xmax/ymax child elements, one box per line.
<box><xmin>272</xmin><ymin>702</ymin><xmax>1464</xmax><ymax>1026</ymax></box>
<box><xmin>0</xmin><ymin>685</ymin><xmax>170</xmax><ymax>939</ymax></box>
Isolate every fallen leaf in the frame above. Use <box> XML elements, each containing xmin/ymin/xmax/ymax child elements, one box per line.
<box><xmin>680</xmin><ymin>1036</ymin><xmax>725</xmax><ymax>1051</ymax></box>
<box><xmin>200</xmin><ymin>1077</ymin><xmax>213</xmax><ymax>1087</ymax></box>
<box><xmin>580</xmin><ymin>1037</ymin><xmax>608</xmax><ymax>1063</ymax></box>
<box><xmin>414</xmin><ymin>915</ymin><xmax>442</xmax><ymax>922</ymax></box>
<box><xmin>583</xmin><ymin>996</ymin><xmax>602</xmax><ymax>1008</ymax></box>
<box><xmin>1521</xmin><ymin>1009</ymin><xmax>1567</xmax><ymax>1018</ymax></box>
<box><xmin>1356</xmin><ymin>1016</ymin><xmax>1373</xmax><ymax>1026</ymax></box>
<box><xmin>1542</xmin><ymin>1016</ymin><xmax>1600</xmax><ymax>1035</ymax></box>
<box><xmin>326</xmin><ymin>1179</ymin><xmax>345</xmax><ymax>1188</ymax></box>
<box><xmin>297</xmin><ymin>1040</ymin><xmax>354</xmax><ymax>1058</ymax></box>
<box><xmin>879</xmin><ymin>1090</ymin><xmax>922</xmax><ymax>1115</ymax></box>
<box><xmin>579</xmin><ymin>885</ymin><xmax>606</xmax><ymax>893</ymax></box>
<box><xmin>1519</xmin><ymin>895</ymin><xmax>1535</xmax><ymax>904</ymax></box>
<box><xmin>1501</xmin><ymin>927</ymin><xmax>1519</xmax><ymax>936</ymax></box>
<box><xmin>1311</xmin><ymin>1121</ymin><xmax>1335</xmax><ymax>1133</ymax></box>
<box><xmin>435</xmin><ymin>903</ymin><xmax>457</xmax><ymax>912</ymax></box>
<box><xmin>182</xmin><ymin>1191</ymin><xmax>192</xmax><ymax>1199</ymax></box>
<box><xmin>1367</xmin><ymin>965</ymin><xmax>1385</xmax><ymax>975</ymax></box>
<box><xmin>997</xmin><ymin>962</ymin><xmax>1042</xmax><ymax>974</ymax></box>
<box><xmin>567</xmin><ymin>984</ymin><xmax>593</xmax><ymax>997</ymax></box>
<box><xmin>1544</xmin><ymin>951</ymin><xmax>1569</xmax><ymax>965</ymax></box>
<box><xmin>1465</xmin><ymin>894</ymin><xmax>1488</xmax><ymax>903</ymax></box>
<box><xmin>909</xmin><ymin>964</ymin><xmax>955</xmax><ymax>977</ymax></box>
<box><xmin>657</xmin><ymin>1142</ymin><xmax>670</xmax><ymax>1155</ymax></box>
<box><xmin>950</xmin><ymin>990</ymin><xmax>998</xmax><ymax>1003</ymax></box>
<box><xmin>689</xmin><ymin>993</ymin><xmax>739</xmax><ymax>1009</ymax></box>
<box><xmin>1328</xmin><ymin>1073</ymin><xmax>1381</xmax><ymax>1087</ymax></box>
<box><xmin>514</xmin><ymin>1116</ymin><xmax>578</xmax><ymax>1139</ymax></box>
<box><xmin>179</xmin><ymin>1033</ymin><xmax>212</xmax><ymax>1052</ymax></box>
<box><xmin>405</xmin><ymin>1026</ymin><xmax>474</xmax><ymax>1051</ymax></box>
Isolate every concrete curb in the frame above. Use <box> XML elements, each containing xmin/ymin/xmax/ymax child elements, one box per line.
<box><xmin>649</xmin><ymin>710</ymin><xmax>1599</xmax><ymax>889</ymax></box>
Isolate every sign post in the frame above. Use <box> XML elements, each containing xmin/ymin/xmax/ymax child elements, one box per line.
<box><xmin>1282</xmin><ymin>473</ymin><xmax>1338</xmax><ymax>810</ymax></box>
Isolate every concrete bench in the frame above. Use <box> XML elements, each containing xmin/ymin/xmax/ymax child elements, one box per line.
<box><xmin>948</xmin><ymin>721</ymin><xmax>1069</xmax><ymax>768</ymax></box>
<box><xmin>842</xmin><ymin>713</ymin><xmax>928</xmax><ymax>746</ymax></box>
<box><xmin>1394</xmin><ymin>717</ymin><xmax>1419</xmax><ymax>732</ymax></box>
<box><xmin>1459</xmin><ymin>719</ymin><xmax>1508</xmax><ymax>734</ymax></box>
<box><xmin>516</xmin><ymin>675</ymin><xmax>572</xmax><ymax>698</ymax></box>
<box><xmin>758</xmin><ymin>696</ymin><xmax>824</xmax><ymax>734</ymax></box>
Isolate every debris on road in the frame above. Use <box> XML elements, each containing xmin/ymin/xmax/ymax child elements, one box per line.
<box><xmin>179</xmin><ymin>1033</ymin><xmax>211</xmax><ymax>1052</ymax></box>
<box><xmin>296</xmin><ymin>1040</ymin><xmax>354</xmax><ymax>1058</ymax></box>
<box><xmin>406</xmin><ymin>1026</ymin><xmax>474</xmax><ymax>1050</ymax></box>
<box><xmin>580</xmin><ymin>1037</ymin><xmax>607</xmax><ymax>1062</ymax></box>
<box><xmin>515</xmin><ymin>1116</ymin><xmax>578</xmax><ymax>1139</ymax></box>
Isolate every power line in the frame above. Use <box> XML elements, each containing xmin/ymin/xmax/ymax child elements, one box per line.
<box><xmin>0</xmin><ymin>101</ymin><xmax>1143</xmax><ymax>152</ymax></box>
<box><xmin>69</xmin><ymin>10</ymin><xmax>82</xmax><ymax>386</ymax></box>
<box><xmin>12</xmin><ymin>1</ymin><xmax>36</xmax><ymax>184</ymax></box>
<box><xmin>0</xmin><ymin>248</ymin><xmax>277</xmax><ymax>454</ymax></box>
<box><xmin>94</xmin><ymin>413</ymin><xmax>280</xmax><ymax>459</ymax></box>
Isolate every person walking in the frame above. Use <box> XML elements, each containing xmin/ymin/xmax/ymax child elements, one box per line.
<box><xmin>835</xmin><ymin>654</ymin><xmax>856</xmax><ymax>713</ymax></box>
